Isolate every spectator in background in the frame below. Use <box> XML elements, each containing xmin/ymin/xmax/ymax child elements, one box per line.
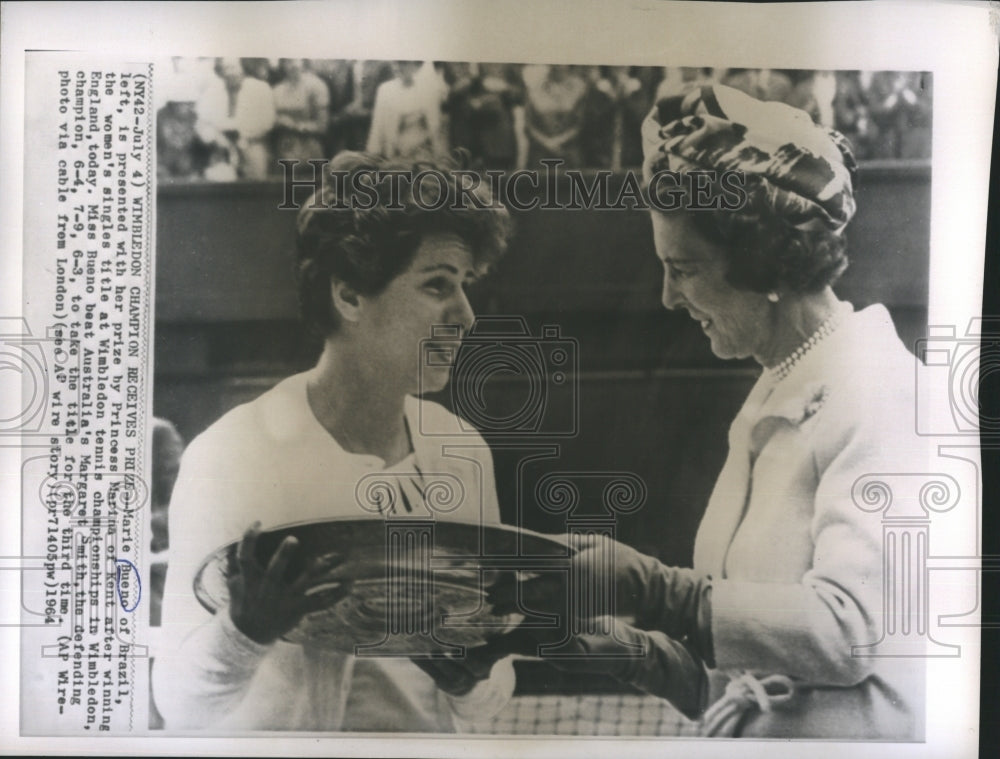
<box><xmin>445</xmin><ymin>62</ymin><xmax>525</xmax><ymax>171</ymax></box>
<box><xmin>341</xmin><ymin>60</ymin><xmax>395</xmax><ymax>152</ymax></box>
<box><xmin>156</xmin><ymin>55</ymin><xmax>216</xmax><ymax>109</ymax></box>
<box><xmin>196</xmin><ymin>57</ymin><xmax>276</xmax><ymax>180</ymax></box>
<box><xmin>475</xmin><ymin>63</ymin><xmax>526</xmax><ymax>171</ymax></box>
<box><xmin>580</xmin><ymin>66</ymin><xmax>617</xmax><ymax>168</ymax></box>
<box><xmin>655</xmin><ymin>67</ymin><xmax>714</xmax><ymax>101</ymax></box>
<box><xmin>719</xmin><ymin>68</ymin><xmax>764</xmax><ymax>100</ymax></box>
<box><xmin>581</xmin><ymin>66</ymin><xmax>649</xmax><ymax>169</ymax></box>
<box><xmin>632</xmin><ymin>65</ymin><xmax>663</xmax><ymax>103</ymax></box>
<box><xmin>718</xmin><ymin>68</ymin><xmax>801</xmax><ymax>116</ymax></box>
<box><xmin>308</xmin><ymin>58</ymin><xmax>356</xmax><ymax>157</ymax></box>
<box><xmin>832</xmin><ymin>71</ymin><xmax>876</xmax><ymax>160</ymax></box>
<box><xmin>272</xmin><ymin>58</ymin><xmax>330</xmax><ymax>168</ymax></box>
<box><xmin>520</xmin><ymin>64</ymin><xmax>588</xmax><ymax>168</ymax></box>
<box><xmin>441</xmin><ymin>62</ymin><xmax>479</xmax><ymax>158</ymax></box>
<box><xmin>158</xmin><ymin>61</ymin><xmax>932</xmax><ymax>182</ymax></box>
<box><xmin>758</xmin><ymin>69</ymin><xmax>795</xmax><ymax>105</ymax></box>
<box><xmin>243</xmin><ymin>58</ymin><xmax>279</xmax><ymax>86</ymax></box>
<box><xmin>366</xmin><ymin>60</ymin><xmax>447</xmax><ymax>158</ymax></box>
<box><xmin>156</xmin><ymin>57</ymin><xmax>215</xmax><ymax>181</ymax></box>
<box><xmin>424</xmin><ymin>62</ymin><xmax>453</xmax><ymax>153</ymax></box>
<box><xmin>770</xmin><ymin>70</ymin><xmax>826</xmax><ymax>125</ymax></box>
<box><xmin>900</xmin><ymin>73</ymin><xmax>933</xmax><ymax>159</ymax></box>
<box><xmin>612</xmin><ymin>66</ymin><xmax>653</xmax><ymax>169</ymax></box>
<box><xmin>157</xmin><ymin>102</ymin><xmax>203</xmax><ymax>181</ymax></box>
<box><xmin>810</xmin><ymin>71</ymin><xmax>838</xmax><ymax>128</ymax></box>
<box><xmin>867</xmin><ymin>71</ymin><xmax>932</xmax><ymax>159</ymax></box>
<box><xmin>714</xmin><ymin>69</ymin><xmax>833</xmax><ymax>128</ymax></box>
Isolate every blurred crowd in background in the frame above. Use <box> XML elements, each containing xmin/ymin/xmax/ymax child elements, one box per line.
<box><xmin>156</xmin><ymin>57</ymin><xmax>932</xmax><ymax>181</ymax></box>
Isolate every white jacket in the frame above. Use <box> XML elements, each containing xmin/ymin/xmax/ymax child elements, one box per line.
<box><xmin>152</xmin><ymin>371</ymin><xmax>514</xmax><ymax>732</ymax></box>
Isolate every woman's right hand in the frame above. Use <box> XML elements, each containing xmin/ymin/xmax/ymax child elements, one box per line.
<box><xmin>486</xmin><ymin>536</ymin><xmax>657</xmax><ymax>622</ymax></box>
<box><xmin>569</xmin><ymin>533</ymin><xmax>659</xmax><ymax>618</ymax></box>
<box><xmin>227</xmin><ymin>522</ymin><xmax>352</xmax><ymax>645</ymax></box>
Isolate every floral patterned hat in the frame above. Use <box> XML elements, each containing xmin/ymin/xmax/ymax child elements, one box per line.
<box><xmin>641</xmin><ymin>84</ymin><xmax>858</xmax><ymax>235</ymax></box>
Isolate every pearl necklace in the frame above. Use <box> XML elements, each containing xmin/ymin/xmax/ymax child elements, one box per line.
<box><xmin>768</xmin><ymin>303</ymin><xmax>848</xmax><ymax>383</ymax></box>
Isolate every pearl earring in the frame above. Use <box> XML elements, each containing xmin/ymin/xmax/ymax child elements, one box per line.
<box><xmin>767</xmin><ymin>292</ymin><xmax>780</xmax><ymax>303</ymax></box>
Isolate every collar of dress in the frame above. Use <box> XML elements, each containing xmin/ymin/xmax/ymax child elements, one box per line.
<box><xmin>737</xmin><ymin>302</ymin><xmax>898</xmax><ymax>455</ymax></box>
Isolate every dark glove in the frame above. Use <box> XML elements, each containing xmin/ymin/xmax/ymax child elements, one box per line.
<box><xmin>570</xmin><ymin>534</ymin><xmax>715</xmax><ymax>665</ymax></box>
<box><xmin>226</xmin><ymin>522</ymin><xmax>352</xmax><ymax>645</ymax></box>
<box><xmin>495</xmin><ymin>615</ymin><xmax>707</xmax><ymax>720</ymax></box>
<box><xmin>410</xmin><ymin>641</ymin><xmax>509</xmax><ymax>697</ymax></box>
<box><xmin>577</xmin><ymin>617</ymin><xmax>708</xmax><ymax>720</ymax></box>
<box><xmin>484</xmin><ymin>570</ymin><xmax>576</xmax><ymax>657</ymax></box>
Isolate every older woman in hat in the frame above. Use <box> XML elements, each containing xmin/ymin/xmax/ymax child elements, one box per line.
<box><xmin>511</xmin><ymin>84</ymin><xmax>925</xmax><ymax>739</ymax></box>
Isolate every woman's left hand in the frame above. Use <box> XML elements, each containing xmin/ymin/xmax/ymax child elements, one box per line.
<box><xmin>487</xmin><ymin>536</ymin><xmax>715</xmax><ymax>664</ymax></box>
<box><xmin>570</xmin><ymin>535</ymin><xmax>714</xmax><ymax>660</ymax></box>
<box><xmin>226</xmin><ymin>522</ymin><xmax>352</xmax><ymax>645</ymax></box>
<box><xmin>481</xmin><ymin>615</ymin><xmax>707</xmax><ymax>720</ymax></box>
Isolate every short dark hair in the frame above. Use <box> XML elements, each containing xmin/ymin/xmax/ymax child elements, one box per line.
<box><xmin>651</xmin><ymin>175</ymin><xmax>849</xmax><ymax>294</ymax></box>
<box><xmin>295</xmin><ymin>151</ymin><xmax>511</xmax><ymax>336</ymax></box>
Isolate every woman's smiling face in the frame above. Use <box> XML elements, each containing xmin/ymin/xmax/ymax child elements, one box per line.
<box><xmin>651</xmin><ymin>212</ymin><xmax>774</xmax><ymax>362</ymax></box>
<box><xmin>354</xmin><ymin>233</ymin><xmax>479</xmax><ymax>395</ymax></box>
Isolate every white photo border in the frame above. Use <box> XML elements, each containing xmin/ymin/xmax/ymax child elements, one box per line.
<box><xmin>1</xmin><ymin>1</ymin><xmax>995</xmax><ymax>757</ymax></box>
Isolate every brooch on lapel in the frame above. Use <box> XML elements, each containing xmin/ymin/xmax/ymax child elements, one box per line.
<box><xmin>765</xmin><ymin>382</ymin><xmax>830</xmax><ymax>427</ymax></box>
<box><xmin>750</xmin><ymin>383</ymin><xmax>830</xmax><ymax>454</ymax></box>
<box><xmin>797</xmin><ymin>384</ymin><xmax>829</xmax><ymax>425</ymax></box>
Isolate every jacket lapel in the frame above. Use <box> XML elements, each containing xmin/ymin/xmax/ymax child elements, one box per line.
<box><xmin>693</xmin><ymin>360</ymin><xmax>832</xmax><ymax>577</ymax></box>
